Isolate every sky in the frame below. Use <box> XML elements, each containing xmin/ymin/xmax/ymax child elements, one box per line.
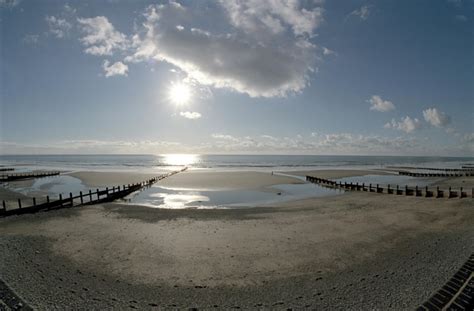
<box><xmin>0</xmin><ymin>0</ymin><xmax>473</xmax><ymax>156</ymax></box>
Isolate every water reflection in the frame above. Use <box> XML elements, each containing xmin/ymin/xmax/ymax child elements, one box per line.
<box><xmin>148</xmin><ymin>192</ymin><xmax>210</xmax><ymax>209</ymax></box>
<box><xmin>127</xmin><ymin>182</ymin><xmax>342</xmax><ymax>209</ymax></box>
<box><xmin>161</xmin><ymin>154</ymin><xmax>199</xmax><ymax>166</ymax></box>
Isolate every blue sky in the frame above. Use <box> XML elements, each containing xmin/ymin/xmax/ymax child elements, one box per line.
<box><xmin>0</xmin><ymin>0</ymin><xmax>473</xmax><ymax>155</ymax></box>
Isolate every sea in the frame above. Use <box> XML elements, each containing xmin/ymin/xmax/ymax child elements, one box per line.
<box><xmin>1</xmin><ymin>154</ymin><xmax>473</xmax><ymax>172</ymax></box>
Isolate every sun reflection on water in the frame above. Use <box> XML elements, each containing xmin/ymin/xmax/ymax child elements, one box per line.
<box><xmin>162</xmin><ymin>154</ymin><xmax>199</xmax><ymax>166</ymax></box>
<box><xmin>150</xmin><ymin>192</ymin><xmax>210</xmax><ymax>209</ymax></box>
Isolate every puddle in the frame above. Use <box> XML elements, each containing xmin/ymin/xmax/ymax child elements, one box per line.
<box><xmin>125</xmin><ymin>182</ymin><xmax>343</xmax><ymax>209</ymax></box>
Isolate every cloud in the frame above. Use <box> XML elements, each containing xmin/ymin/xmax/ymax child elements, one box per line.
<box><xmin>0</xmin><ymin>0</ymin><xmax>21</xmax><ymax>8</ymax></box>
<box><xmin>422</xmin><ymin>108</ymin><xmax>451</xmax><ymax>127</ymax></box>
<box><xmin>322</xmin><ymin>47</ymin><xmax>336</xmax><ymax>56</ymax></box>
<box><xmin>77</xmin><ymin>16</ymin><xmax>128</xmax><ymax>55</ymax></box>
<box><xmin>455</xmin><ymin>15</ymin><xmax>468</xmax><ymax>22</ymax></box>
<box><xmin>45</xmin><ymin>16</ymin><xmax>72</xmax><ymax>38</ymax></box>
<box><xmin>125</xmin><ymin>1</ymin><xmax>323</xmax><ymax>97</ymax></box>
<box><xmin>22</xmin><ymin>34</ymin><xmax>39</xmax><ymax>44</ymax></box>
<box><xmin>219</xmin><ymin>0</ymin><xmax>324</xmax><ymax>36</ymax></box>
<box><xmin>384</xmin><ymin>116</ymin><xmax>422</xmax><ymax>133</ymax></box>
<box><xmin>350</xmin><ymin>5</ymin><xmax>371</xmax><ymax>20</ymax></box>
<box><xmin>0</xmin><ymin>140</ymin><xmax>181</xmax><ymax>155</ymax></box>
<box><xmin>179</xmin><ymin>111</ymin><xmax>202</xmax><ymax>119</ymax></box>
<box><xmin>368</xmin><ymin>95</ymin><xmax>395</xmax><ymax>112</ymax></box>
<box><xmin>103</xmin><ymin>60</ymin><xmax>128</xmax><ymax>77</ymax></box>
<box><xmin>211</xmin><ymin>134</ymin><xmax>239</xmax><ymax>141</ymax></box>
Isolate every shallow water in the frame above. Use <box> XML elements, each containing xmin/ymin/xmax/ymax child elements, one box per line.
<box><xmin>126</xmin><ymin>182</ymin><xmax>343</xmax><ymax>209</ymax></box>
<box><xmin>9</xmin><ymin>175</ymin><xmax>87</xmax><ymax>197</ymax></box>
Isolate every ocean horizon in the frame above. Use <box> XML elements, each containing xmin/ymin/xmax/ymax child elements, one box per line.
<box><xmin>1</xmin><ymin>154</ymin><xmax>473</xmax><ymax>172</ymax></box>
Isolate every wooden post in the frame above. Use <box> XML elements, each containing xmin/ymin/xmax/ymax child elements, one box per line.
<box><xmin>97</xmin><ymin>189</ymin><xmax>100</xmax><ymax>200</ymax></box>
<box><xmin>80</xmin><ymin>191</ymin><xmax>83</xmax><ymax>204</ymax></box>
<box><xmin>2</xmin><ymin>200</ymin><xmax>5</xmax><ymax>211</ymax></box>
<box><xmin>47</xmin><ymin>195</ymin><xmax>50</xmax><ymax>203</ymax></box>
<box><xmin>106</xmin><ymin>187</ymin><xmax>109</xmax><ymax>196</ymax></box>
<box><xmin>33</xmin><ymin>197</ymin><xmax>36</xmax><ymax>206</ymax></box>
<box><xmin>59</xmin><ymin>194</ymin><xmax>63</xmax><ymax>207</ymax></box>
<box><xmin>18</xmin><ymin>198</ymin><xmax>22</xmax><ymax>209</ymax></box>
<box><xmin>69</xmin><ymin>192</ymin><xmax>73</xmax><ymax>206</ymax></box>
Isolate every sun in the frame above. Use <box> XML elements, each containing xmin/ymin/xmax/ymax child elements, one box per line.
<box><xmin>168</xmin><ymin>82</ymin><xmax>192</xmax><ymax>105</ymax></box>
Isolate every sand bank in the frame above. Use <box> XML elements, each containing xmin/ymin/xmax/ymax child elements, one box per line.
<box><xmin>158</xmin><ymin>170</ymin><xmax>304</xmax><ymax>190</ymax></box>
<box><xmin>68</xmin><ymin>171</ymin><xmax>162</xmax><ymax>188</ymax></box>
<box><xmin>0</xmin><ymin>190</ymin><xmax>472</xmax><ymax>309</ymax></box>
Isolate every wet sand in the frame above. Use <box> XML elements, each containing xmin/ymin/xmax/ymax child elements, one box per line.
<box><xmin>158</xmin><ymin>170</ymin><xmax>304</xmax><ymax>190</ymax></box>
<box><xmin>68</xmin><ymin>171</ymin><xmax>162</xmax><ymax>188</ymax></box>
<box><xmin>0</xmin><ymin>169</ymin><xmax>473</xmax><ymax>309</ymax></box>
<box><xmin>286</xmin><ymin>169</ymin><xmax>393</xmax><ymax>179</ymax></box>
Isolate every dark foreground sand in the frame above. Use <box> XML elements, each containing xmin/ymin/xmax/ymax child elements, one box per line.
<box><xmin>1</xmin><ymin>190</ymin><xmax>473</xmax><ymax>309</ymax></box>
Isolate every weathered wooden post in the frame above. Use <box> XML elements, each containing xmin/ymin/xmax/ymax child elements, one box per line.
<box><xmin>59</xmin><ymin>194</ymin><xmax>63</xmax><ymax>207</ymax></box>
<box><xmin>89</xmin><ymin>189</ymin><xmax>92</xmax><ymax>201</ymax></box>
<box><xmin>33</xmin><ymin>197</ymin><xmax>36</xmax><ymax>206</ymax></box>
<box><xmin>2</xmin><ymin>200</ymin><xmax>6</xmax><ymax>212</ymax></box>
<box><xmin>96</xmin><ymin>189</ymin><xmax>100</xmax><ymax>200</ymax></box>
<box><xmin>47</xmin><ymin>195</ymin><xmax>50</xmax><ymax>203</ymax></box>
<box><xmin>69</xmin><ymin>192</ymin><xmax>73</xmax><ymax>206</ymax></box>
<box><xmin>80</xmin><ymin>191</ymin><xmax>83</xmax><ymax>204</ymax></box>
<box><xmin>436</xmin><ymin>186</ymin><xmax>443</xmax><ymax>198</ymax></box>
<box><xmin>18</xmin><ymin>198</ymin><xmax>22</xmax><ymax>209</ymax></box>
<box><xmin>460</xmin><ymin>187</ymin><xmax>466</xmax><ymax>198</ymax></box>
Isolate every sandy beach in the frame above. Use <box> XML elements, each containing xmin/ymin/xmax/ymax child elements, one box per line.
<box><xmin>0</xmin><ymin>169</ymin><xmax>473</xmax><ymax>309</ymax></box>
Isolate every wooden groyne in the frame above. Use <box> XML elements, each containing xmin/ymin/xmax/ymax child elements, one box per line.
<box><xmin>0</xmin><ymin>168</ymin><xmax>14</xmax><ymax>172</ymax></box>
<box><xmin>387</xmin><ymin>166</ymin><xmax>474</xmax><ymax>172</ymax></box>
<box><xmin>417</xmin><ymin>253</ymin><xmax>473</xmax><ymax>311</ymax></box>
<box><xmin>306</xmin><ymin>175</ymin><xmax>473</xmax><ymax>199</ymax></box>
<box><xmin>0</xmin><ymin>171</ymin><xmax>60</xmax><ymax>182</ymax></box>
<box><xmin>398</xmin><ymin>171</ymin><xmax>474</xmax><ymax>177</ymax></box>
<box><xmin>0</xmin><ymin>168</ymin><xmax>187</xmax><ymax>217</ymax></box>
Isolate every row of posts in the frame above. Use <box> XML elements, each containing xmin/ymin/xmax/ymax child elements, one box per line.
<box><xmin>306</xmin><ymin>176</ymin><xmax>472</xmax><ymax>199</ymax></box>
<box><xmin>1</xmin><ymin>168</ymin><xmax>187</xmax><ymax>214</ymax></box>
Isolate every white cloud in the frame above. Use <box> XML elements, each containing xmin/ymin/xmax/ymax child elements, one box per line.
<box><xmin>219</xmin><ymin>0</ymin><xmax>324</xmax><ymax>36</ymax></box>
<box><xmin>102</xmin><ymin>60</ymin><xmax>128</xmax><ymax>77</ymax></box>
<box><xmin>350</xmin><ymin>5</ymin><xmax>371</xmax><ymax>20</ymax></box>
<box><xmin>422</xmin><ymin>108</ymin><xmax>451</xmax><ymax>127</ymax></box>
<box><xmin>77</xmin><ymin>16</ymin><xmax>128</xmax><ymax>55</ymax></box>
<box><xmin>125</xmin><ymin>2</ymin><xmax>323</xmax><ymax>97</ymax></box>
<box><xmin>22</xmin><ymin>34</ymin><xmax>39</xmax><ymax>44</ymax></box>
<box><xmin>0</xmin><ymin>0</ymin><xmax>21</xmax><ymax>8</ymax></box>
<box><xmin>179</xmin><ymin>111</ymin><xmax>201</xmax><ymax>119</ymax></box>
<box><xmin>322</xmin><ymin>47</ymin><xmax>336</xmax><ymax>56</ymax></box>
<box><xmin>384</xmin><ymin>116</ymin><xmax>422</xmax><ymax>133</ymax></box>
<box><xmin>368</xmin><ymin>95</ymin><xmax>395</xmax><ymax>112</ymax></box>
<box><xmin>455</xmin><ymin>15</ymin><xmax>468</xmax><ymax>22</ymax></box>
<box><xmin>211</xmin><ymin>134</ymin><xmax>239</xmax><ymax>141</ymax></box>
<box><xmin>45</xmin><ymin>16</ymin><xmax>72</xmax><ymax>38</ymax></box>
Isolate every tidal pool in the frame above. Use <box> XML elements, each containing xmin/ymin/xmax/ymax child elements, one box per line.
<box><xmin>126</xmin><ymin>182</ymin><xmax>343</xmax><ymax>209</ymax></box>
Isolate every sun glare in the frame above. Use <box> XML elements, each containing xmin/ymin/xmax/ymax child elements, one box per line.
<box><xmin>168</xmin><ymin>82</ymin><xmax>192</xmax><ymax>105</ymax></box>
<box><xmin>162</xmin><ymin>154</ymin><xmax>198</xmax><ymax>166</ymax></box>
